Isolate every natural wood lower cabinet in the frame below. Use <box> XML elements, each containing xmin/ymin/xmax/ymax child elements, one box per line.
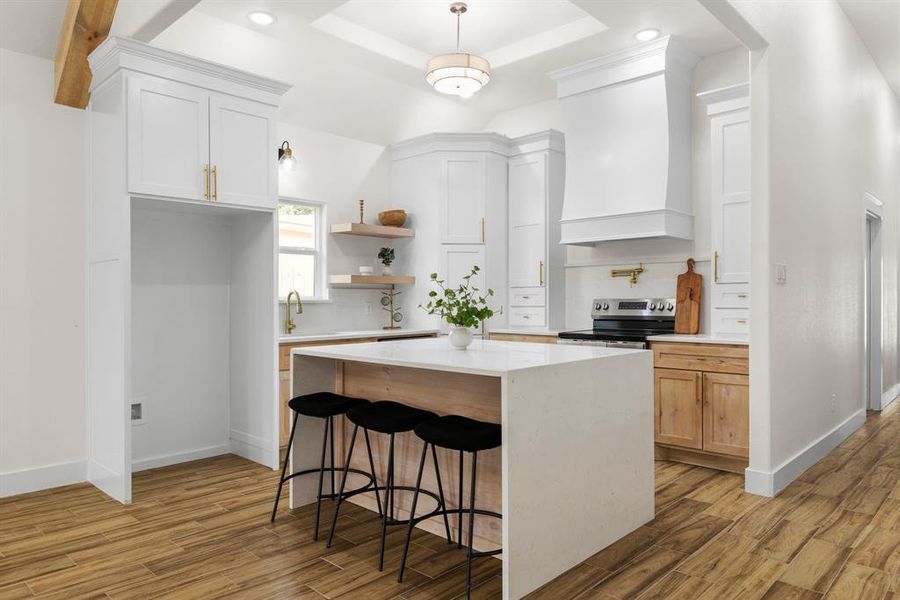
<box><xmin>703</xmin><ymin>372</ymin><xmax>750</xmax><ymax>458</ymax></box>
<box><xmin>279</xmin><ymin>371</ymin><xmax>292</xmax><ymax>447</ymax></box>
<box><xmin>652</xmin><ymin>342</ymin><xmax>749</xmax><ymax>470</ymax></box>
<box><xmin>488</xmin><ymin>332</ymin><xmax>558</xmax><ymax>344</ymax></box>
<box><xmin>654</xmin><ymin>369</ymin><xmax>702</xmax><ymax>450</ymax></box>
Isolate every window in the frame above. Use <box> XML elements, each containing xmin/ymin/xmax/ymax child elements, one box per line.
<box><xmin>278</xmin><ymin>198</ymin><xmax>326</xmax><ymax>300</ymax></box>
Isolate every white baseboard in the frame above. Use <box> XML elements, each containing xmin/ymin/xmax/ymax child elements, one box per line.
<box><xmin>132</xmin><ymin>444</ymin><xmax>232</xmax><ymax>473</ymax></box>
<box><xmin>230</xmin><ymin>429</ymin><xmax>278</xmax><ymax>469</ymax></box>
<box><xmin>745</xmin><ymin>408</ymin><xmax>866</xmax><ymax>497</ymax></box>
<box><xmin>0</xmin><ymin>460</ymin><xmax>87</xmax><ymax>498</ymax></box>
<box><xmin>881</xmin><ymin>383</ymin><xmax>900</xmax><ymax>410</ymax></box>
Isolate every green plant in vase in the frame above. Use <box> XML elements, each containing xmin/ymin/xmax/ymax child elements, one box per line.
<box><xmin>378</xmin><ymin>247</ymin><xmax>395</xmax><ymax>275</ymax></box>
<box><xmin>419</xmin><ymin>266</ymin><xmax>495</xmax><ymax>349</ymax></box>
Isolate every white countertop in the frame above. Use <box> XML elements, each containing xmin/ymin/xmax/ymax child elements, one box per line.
<box><xmin>646</xmin><ymin>333</ymin><xmax>749</xmax><ymax>346</ymax></box>
<box><xmin>293</xmin><ymin>337</ymin><xmax>646</xmax><ymax>376</ymax></box>
<box><xmin>279</xmin><ymin>328</ymin><xmax>438</xmax><ymax>344</ymax></box>
<box><xmin>489</xmin><ymin>328</ymin><xmax>560</xmax><ymax>336</ymax></box>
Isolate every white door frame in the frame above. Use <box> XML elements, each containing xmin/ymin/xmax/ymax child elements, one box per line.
<box><xmin>864</xmin><ymin>193</ymin><xmax>883</xmax><ymax>411</ymax></box>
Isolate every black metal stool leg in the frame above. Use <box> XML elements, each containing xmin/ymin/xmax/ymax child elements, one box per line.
<box><xmin>431</xmin><ymin>444</ymin><xmax>453</xmax><ymax>544</ymax></box>
<box><xmin>329</xmin><ymin>416</ymin><xmax>336</xmax><ymax>496</ymax></box>
<box><xmin>327</xmin><ymin>423</ymin><xmax>359</xmax><ymax>547</ymax></box>
<box><xmin>398</xmin><ymin>441</ymin><xmax>429</xmax><ymax>582</ymax></box>
<box><xmin>458</xmin><ymin>449</ymin><xmax>464</xmax><ymax>548</ymax></box>
<box><xmin>270</xmin><ymin>412</ymin><xmax>299</xmax><ymax>522</ymax></box>
<box><xmin>364</xmin><ymin>429</ymin><xmax>383</xmax><ymax>518</ymax></box>
<box><xmin>312</xmin><ymin>415</ymin><xmax>331</xmax><ymax>541</ymax></box>
<box><xmin>465</xmin><ymin>451</ymin><xmax>478</xmax><ymax>600</ymax></box>
<box><xmin>378</xmin><ymin>433</ymin><xmax>396</xmax><ymax>572</ymax></box>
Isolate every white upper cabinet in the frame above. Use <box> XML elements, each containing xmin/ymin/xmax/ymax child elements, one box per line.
<box><xmin>209</xmin><ymin>95</ymin><xmax>278</xmax><ymax>209</ymax></box>
<box><xmin>707</xmin><ymin>87</ymin><xmax>750</xmax><ymax>285</ymax></box>
<box><xmin>440</xmin><ymin>153</ymin><xmax>486</xmax><ymax>244</ymax></box>
<box><xmin>509</xmin><ymin>153</ymin><xmax>547</xmax><ymax>288</ymax></box>
<box><xmin>127</xmin><ymin>77</ymin><xmax>209</xmax><ymax>201</ymax></box>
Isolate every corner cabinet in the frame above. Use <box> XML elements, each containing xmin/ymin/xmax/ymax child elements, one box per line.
<box><xmin>440</xmin><ymin>153</ymin><xmax>487</xmax><ymax>244</ymax></box>
<box><xmin>127</xmin><ymin>77</ymin><xmax>278</xmax><ymax>209</ymax></box>
<box><xmin>700</xmin><ymin>83</ymin><xmax>750</xmax><ymax>336</ymax></box>
<box><xmin>652</xmin><ymin>342</ymin><xmax>749</xmax><ymax>473</ymax></box>
<box><xmin>507</xmin><ymin>132</ymin><xmax>565</xmax><ymax>331</ymax></box>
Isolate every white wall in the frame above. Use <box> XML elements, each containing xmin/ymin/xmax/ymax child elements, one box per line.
<box><xmin>486</xmin><ymin>47</ymin><xmax>748</xmax><ymax>330</ymax></box>
<box><xmin>276</xmin><ymin>121</ymin><xmax>405</xmax><ymax>334</ymax></box>
<box><xmin>0</xmin><ymin>49</ymin><xmax>89</xmax><ymax>495</ymax></box>
<box><xmin>732</xmin><ymin>0</ymin><xmax>900</xmax><ymax>495</ymax></box>
<box><xmin>130</xmin><ymin>208</ymin><xmax>231</xmax><ymax>469</ymax></box>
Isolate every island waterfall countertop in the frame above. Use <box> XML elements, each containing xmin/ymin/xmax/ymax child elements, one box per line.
<box><xmin>291</xmin><ymin>337</ymin><xmax>642</xmax><ymax>376</ymax></box>
<box><xmin>289</xmin><ymin>337</ymin><xmax>654</xmax><ymax>599</ymax></box>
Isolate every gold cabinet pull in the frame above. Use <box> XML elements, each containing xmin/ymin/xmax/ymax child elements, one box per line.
<box><xmin>736</xmin><ymin>319</ymin><xmax>748</xmax><ymax>324</ymax></box>
<box><xmin>211</xmin><ymin>165</ymin><xmax>218</xmax><ymax>201</ymax></box>
<box><xmin>481</xmin><ymin>217</ymin><xmax>485</xmax><ymax>243</ymax></box>
<box><xmin>714</xmin><ymin>251</ymin><xmax>720</xmax><ymax>282</ymax></box>
<box><xmin>539</xmin><ymin>260</ymin><xmax>544</xmax><ymax>286</ymax></box>
<box><xmin>203</xmin><ymin>164</ymin><xmax>210</xmax><ymax>200</ymax></box>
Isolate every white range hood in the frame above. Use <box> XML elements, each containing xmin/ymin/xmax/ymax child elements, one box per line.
<box><xmin>549</xmin><ymin>36</ymin><xmax>698</xmax><ymax>245</ymax></box>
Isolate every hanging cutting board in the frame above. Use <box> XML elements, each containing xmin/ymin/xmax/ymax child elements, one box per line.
<box><xmin>675</xmin><ymin>258</ymin><xmax>702</xmax><ymax>334</ymax></box>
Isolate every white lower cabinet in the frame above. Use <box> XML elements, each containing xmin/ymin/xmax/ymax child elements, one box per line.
<box><xmin>509</xmin><ymin>307</ymin><xmax>547</xmax><ymax>328</ymax></box>
<box><xmin>712</xmin><ymin>310</ymin><xmax>750</xmax><ymax>335</ymax></box>
<box><xmin>442</xmin><ymin>245</ymin><xmax>486</xmax><ymax>290</ymax></box>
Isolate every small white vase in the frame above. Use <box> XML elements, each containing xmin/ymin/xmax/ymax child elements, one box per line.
<box><xmin>449</xmin><ymin>326</ymin><xmax>473</xmax><ymax>350</ymax></box>
<box><xmin>382</xmin><ymin>265</ymin><xmax>392</xmax><ymax>275</ymax></box>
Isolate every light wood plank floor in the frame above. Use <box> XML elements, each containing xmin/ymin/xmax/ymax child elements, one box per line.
<box><xmin>1</xmin><ymin>401</ymin><xmax>897</xmax><ymax>599</ymax></box>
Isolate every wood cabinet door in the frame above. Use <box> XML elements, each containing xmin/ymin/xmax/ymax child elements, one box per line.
<box><xmin>440</xmin><ymin>153</ymin><xmax>486</xmax><ymax>244</ymax></box>
<box><xmin>654</xmin><ymin>368</ymin><xmax>702</xmax><ymax>449</ymax></box>
<box><xmin>209</xmin><ymin>94</ymin><xmax>278</xmax><ymax>209</ymax></box>
<box><xmin>703</xmin><ymin>373</ymin><xmax>750</xmax><ymax>457</ymax></box>
<box><xmin>711</xmin><ymin>109</ymin><xmax>750</xmax><ymax>284</ymax></box>
<box><xmin>127</xmin><ymin>76</ymin><xmax>209</xmax><ymax>201</ymax></box>
<box><xmin>508</xmin><ymin>152</ymin><xmax>546</xmax><ymax>287</ymax></box>
<box><xmin>279</xmin><ymin>371</ymin><xmax>292</xmax><ymax>448</ymax></box>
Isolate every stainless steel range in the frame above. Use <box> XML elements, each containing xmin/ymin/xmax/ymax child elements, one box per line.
<box><xmin>558</xmin><ymin>298</ymin><xmax>676</xmax><ymax>349</ymax></box>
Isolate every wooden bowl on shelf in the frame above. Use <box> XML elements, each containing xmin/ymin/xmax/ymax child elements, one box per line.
<box><xmin>378</xmin><ymin>209</ymin><xmax>407</xmax><ymax>227</ymax></box>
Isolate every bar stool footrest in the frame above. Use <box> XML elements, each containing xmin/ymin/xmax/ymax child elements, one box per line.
<box><xmin>348</xmin><ymin>485</ymin><xmax>446</xmax><ymax>526</ymax></box>
<box><xmin>282</xmin><ymin>467</ymin><xmax>376</xmax><ymax>500</ymax></box>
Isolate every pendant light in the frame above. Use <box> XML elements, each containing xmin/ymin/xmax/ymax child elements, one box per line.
<box><xmin>425</xmin><ymin>2</ymin><xmax>490</xmax><ymax>98</ymax></box>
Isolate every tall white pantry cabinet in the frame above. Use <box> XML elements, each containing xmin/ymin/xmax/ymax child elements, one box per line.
<box><xmin>700</xmin><ymin>83</ymin><xmax>750</xmax><ymax>336</ymax></box>
<box><xmin>86</xmin><ymin>37</ymin><xmax>290</xmax><ymax>503</ymax></box>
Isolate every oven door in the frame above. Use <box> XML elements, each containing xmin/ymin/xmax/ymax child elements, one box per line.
<box><xmin>604</xmin><ymin>340</ymin><xmax>648</xmax><ymax>350</ymax></box>
<box><xmin>557</xmin><ymin>338</ymin><xmax>608</xmax><ymax>347</ymax></box>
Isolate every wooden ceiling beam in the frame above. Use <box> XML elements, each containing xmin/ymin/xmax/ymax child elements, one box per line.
<box><xmin>54</xmin><ymin>0</ymin><xmax>119</xmax><ymax>109</ymax></box>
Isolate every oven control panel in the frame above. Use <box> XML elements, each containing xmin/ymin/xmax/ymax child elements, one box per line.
<box><xmin>591</xmin><ymin>298</ymin><xmax>676</xmax><ymax>319</ymax></box>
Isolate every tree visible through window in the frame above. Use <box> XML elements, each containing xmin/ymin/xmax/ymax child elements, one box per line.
<box><xmin>278</xmin><ymin>200</ymin><xmax>324</xmax><ymax>299</ymax></box>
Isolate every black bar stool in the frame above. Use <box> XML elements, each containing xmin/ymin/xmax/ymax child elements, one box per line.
<box><xmin>327</xmin><ymin>400</ymin><xmax>453</xmax><ymax>571</ymax></box>
<box><xmin>398</xmin><ymin>415</ymin><xmax>502</xmax><ymax>599</ymax></box>
<box><xmin>270</xmin><ymin>392</ymin><xmax>382</xmax><ymax>541</ymax></box>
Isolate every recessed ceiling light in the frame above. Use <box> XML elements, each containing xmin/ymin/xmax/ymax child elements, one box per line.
<box><xmin>634</xmin><ymin>29</ymin><xmax>661</xmax><ymax>42</ymax></box>
<box><xmin>247</xmin><ymin>11</ymin><xmax>276</xmax><ymax>26</ymax></box>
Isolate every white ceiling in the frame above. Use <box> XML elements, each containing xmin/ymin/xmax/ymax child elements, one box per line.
<box><xmin>0</xmin><ymin>0</ymin><xmax>66</xmax><ymax>60</ymax></box>
<box><xmin>837</xmin><ymin>0</ymin><xmax>900</xmax><ymax>97</ymax></box>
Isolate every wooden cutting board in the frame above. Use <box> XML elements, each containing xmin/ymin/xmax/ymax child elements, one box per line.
<box><xmin>675</xmin><ymin>258</ymin><xmax>702</xmax><ymax>334</ymax></box>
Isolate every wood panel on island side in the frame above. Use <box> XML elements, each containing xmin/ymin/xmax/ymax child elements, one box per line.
<box><xmin>0</xmin><ymin>402</ymin><xmax>897</xmax><ymax>599</ymax></box>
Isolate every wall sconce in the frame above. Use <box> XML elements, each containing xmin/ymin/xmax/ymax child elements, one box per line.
<box><xmin>278</xmin><ymin>140</ymin><xmax>297</xmax><ymax>171</ymax></box>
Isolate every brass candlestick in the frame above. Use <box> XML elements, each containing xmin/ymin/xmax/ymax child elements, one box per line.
<box><xmin>359</xmin><ymin>199</ymin><xmax>365</xmax><ymax>224</ymax></box>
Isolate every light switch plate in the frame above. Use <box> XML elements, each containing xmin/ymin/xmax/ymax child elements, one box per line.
<box><xmin>775</xmin><ymin>263</ymin><xmax>787</xmax><ymax>284</ymax></box>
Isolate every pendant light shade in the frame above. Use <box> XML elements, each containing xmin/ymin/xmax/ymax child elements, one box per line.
<box><xmin>426</xmin><ymin>3</ymin><xmax>490</xmax><ymax>98</ymax></box>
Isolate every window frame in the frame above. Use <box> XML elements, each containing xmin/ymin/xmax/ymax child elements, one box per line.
<box><xmin>278</xmin><ymin>196</ymin><xmax>328</xmax><ymax>303</ymax></box>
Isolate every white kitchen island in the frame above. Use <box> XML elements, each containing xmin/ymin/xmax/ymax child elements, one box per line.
<box><xmin>289</xmin><ymin>338</ymin><xmax>654</xmax><ymax>599</ymax></box>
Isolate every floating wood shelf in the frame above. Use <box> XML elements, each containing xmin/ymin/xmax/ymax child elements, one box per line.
<box><xmin>329</xmin><ymin>274</ymin><xmax>416</xmax><ymax>288</ymax></box>
<box><xmin>330</xmin><ymin>223</ymin><xmax>415</xmax><ymax>239</ymax></box>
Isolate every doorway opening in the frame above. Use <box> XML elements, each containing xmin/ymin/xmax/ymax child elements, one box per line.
<box><xmin>865</xmin><ymin>193</ymin><xmax>883</xmax><ymax>411</ymax></box>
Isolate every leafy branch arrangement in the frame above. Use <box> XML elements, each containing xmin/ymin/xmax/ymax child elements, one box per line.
<box><xmin>419</xmin><ymin>266</ymin><xmax>496</xmax><ymax>328</ymax></box>
<box><xmin>378</xmin><ymin>247</ymin><xmax>395</xmax><ymax>266</ymax></box>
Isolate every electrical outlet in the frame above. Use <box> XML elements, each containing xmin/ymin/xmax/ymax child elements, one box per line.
<box><xmin>775</xmin><ymin>263</ymin><xmax>787</xmax><ymax>285</ymax></box>
<box><xmin>131</xmin><ymin>397</ymin><xmax>147</xmax><ymax>425</ymax></box>
<box><xmin>830</xmin><ymin>394</ymin><xmax>837</xmax><ymax>413</ymax></box>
